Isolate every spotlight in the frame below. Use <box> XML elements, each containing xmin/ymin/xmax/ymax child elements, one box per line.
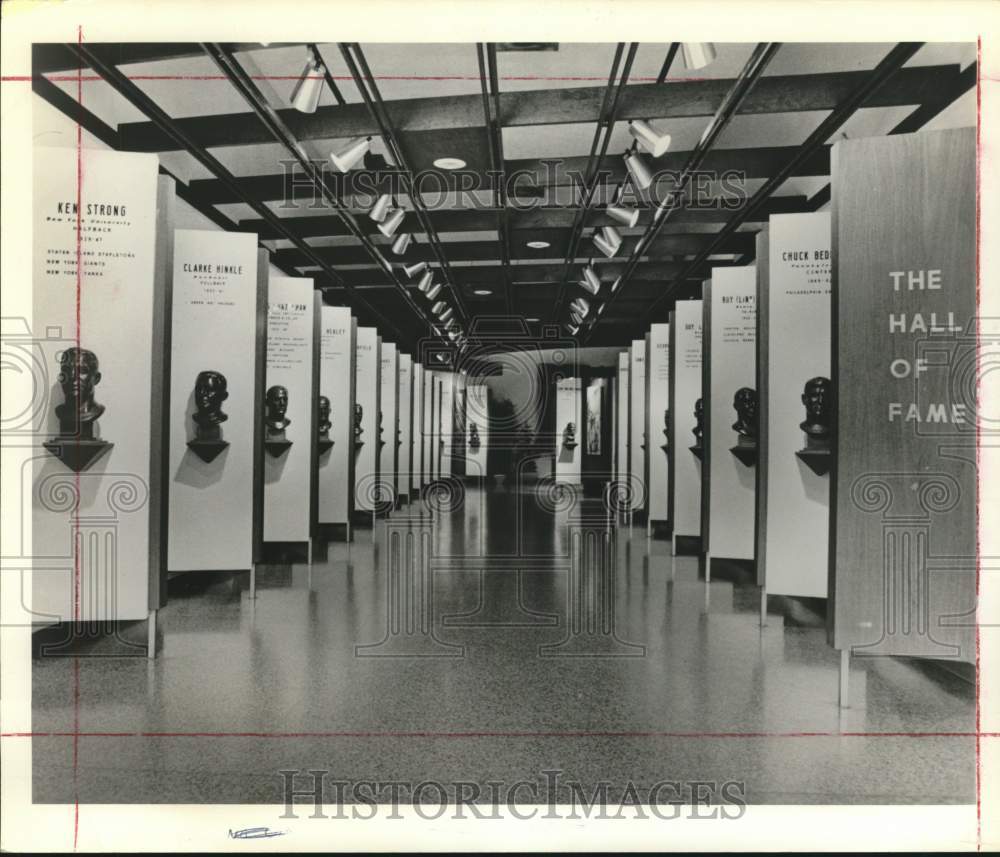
<box><xmin>369</xmin><ymin>193</ymin><xmax>392</xmax><ymax>223</ymax></box>
<box><xmin>448</xmin><ymin>330</ymin><xmax>459</xmax><ymax>341</ymax></box>
<box><xmin>566</xmin><ymin>323</ymin><xmax>580</xmax><ymax>335</ymax></box>
<box><xmin>391</xmin><ymin>233</ymin><xmax>411</xmax><ymax>255</ymax></box>
<box><xmin>405</xmin><ymin>261</ymin><xmax>428</xmax><ymax>278</ymax></box>
<box><xmin>570</xmin><ymin>308</ymin><xmax>584</xmax><ymax>325</ymax></box>
<box><xmin>593</xmin><ymin>225</ymin><xmax>622</xmax><ymax>258</ymax></box>
<box><xmin>607</xmin><ymin>204</ymin><xmax>640</xmax><ymax>228</ymax></box>
<box><xmin>681</xmin><ymin>42</ymin><xmax>717</xmax><ymax>70</ymax></box>
<box><xmin>440</xmin><ymin>307</ymin><xmax>454</xmax><ymax>323</ymax></box>
<box><xmin>625</xmin><ymin>150</ymin><xmax>655</xmax><ymax>190</ymax></box>
<box><xmin>290</xmin><ymin>57</ymin><xmax>324</xmax><ymax>114</ymax></box>
<box><xmin>426</xmin><ymin>283</ymin><xmax>443</xmax><ymax>300</ymax></box>
<box><xmin>628</xmin><ymin>119</ymin><xmax>671</xmax><ymax>158</ymax></box>
<box><xmin>579</xmin><ymin>265</ymin><xmax>601</xmax><ymax>295</ymax></box>
<box><xmin>378</xmin><ymin>208</ymin><xmax>405</xmax><ymax>238</ymax></box>
<box><xmin>571</xmin><ymin>297</ymin><xmax>590</xmax><ymax>315</ymax></box>
<box><xmin>432</xmin><ymin>300</ymin><xmax>447</xmax><ymax>316</ymax></box>
<box><xmin>330</xmin><ymin>137</ymin><xmax>371</xmax><ymax>173</ymax></box>
<box><xmin>416</xmin><ymin>270</ymin><xmax>433</xmax><ymax>292</ymax></box>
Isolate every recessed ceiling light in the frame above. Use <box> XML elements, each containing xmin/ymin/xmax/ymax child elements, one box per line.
<box><xmin>434</xmin><ymin>157</ymin><xmax>466</xmax><ymax>170</ymax></box>
<box><xmin>526</xmin><ymin>317</ymin><xmax>540</xmax><ymax>322</ymax></box>
<box><xmin>526</xmin><ymin>240</ymin><xmax>550</xmax><ymax>249</ymax></box>
<box><xmin>473</xmin><ymin>289</ymin><xmax>492</xmax><ymax>296</ymax></box>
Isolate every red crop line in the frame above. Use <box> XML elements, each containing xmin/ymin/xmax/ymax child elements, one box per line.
<box><xmin>4</xmin><ymin>730</ymin><xmax>997</xmax><ymax>739</ymax></box>
<box><xmin>2</xmin><ymin>74</ymin><xmax>711</xmax><ymax>83</ymax></box>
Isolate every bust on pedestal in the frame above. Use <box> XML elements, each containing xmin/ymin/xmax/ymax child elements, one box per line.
<box><xmin>562</xmin><ymin>422</ymin><xmax>578</xmax><ymax>450</ymax></box>
<box><xmin>317</xmin><ymin>394</ymin><xmax>334</xmax><ymax>454</ymax></box>
<box><xmin>187</xmin><ymin>369</ymin><xmax>230</xmax><ymax>463</ymax></box>
<box><xmin>353</xmin><ymin>403</ymin><xmax>365</xmax><ymax>451</ymax></box>
<box><xmin>689</xmin><ymin>397</ymin><xmax>704</xmax><ymax>460</ymax></box>
<box><xmin>729</xmin><ymin>386</ymin><xmax>758</xmax><ymax>466</ymax></box>
<box><xmin>264</xmin><ymin>384</ymin><xmax>293</xmax><ymax>457</ymax></box>
<box><xmin>43</xmin><ymin>347</ymin><xmax>114</xmax><ymax>472</ymax></box>
<box><xmin>795</xmin><ymin>376</ymin><xmax>833</xmax><ymax>475</ymax></box>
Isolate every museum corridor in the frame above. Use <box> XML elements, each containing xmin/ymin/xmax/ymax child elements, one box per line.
<box><xmin>31</xmin><ymin>484</ymin><xmax>975</xmax><ymax>806</ymax></box>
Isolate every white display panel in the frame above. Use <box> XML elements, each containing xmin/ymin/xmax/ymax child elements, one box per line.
<box><xmin>422</xmin><ymin>369</ymin><xmax>434</xmax><ymax>483</ymax></box>
<box><xmin>671</xmin><ymin>299</ymin><xmax>703</xmax><ymax>541</ymax></box>
<box><xmin>759</xmin><ymin>212</ymin><xmax>832</xmax><ymax>597</ymax></box>
<box><xmin>261</xmin><ymin>276</ymin><xmax>315</xmax><ymax>543</ymax></box>
<box><xmin>354</xmin><ymin>328</ymin><xmax>380</xmax><ymax>513</ymax></box>
<box><xmin>647</xmin><ymin>323</ymin><xmax>671</xmax><ymax>523</ymax></box>
<box><xmin>397</xmin><ymin>354</ymin><xmax>412</xmax><ymax>498</ymax></box>
<box><xmin>433</xmin><ymin>374</ymin><xmax>443</xmax><ymax>479</ymax></box>
<box><xmin>616</xmin><ymin>351</ymin><xmax>630</xmax><ymax>490</ymax></box>
<box><xmin>317</xmin><ymin>307</ymin><xmax>354</xmax><ymax>525</ymax></box>
<box><xmin>439</xmin><ymin>371</ymin><xmax>454</xmax><ymax>476</ymax></box>
<box><xmin>412</xmin><ymin>362</ymin><xmax>423</xmax><ymax>491</ymax></box>
<box><xmin>168</xmin><ymin>230</ymin><xmax>260</xmax><ymax>573</ymax></box>
<box><xmin>379</xmin><ymin>342</ymin><xmax>398</xmax><ymax>506</ymax></box>
<box><xmin>705</xmin><ymin>266</ymin><xmax>757</xmax><ymax>561</ymax></box>
<box><xmin>466</xmin><ymin>383</ymin><xmax>489</xmax><ymax>477</ymax></box>
<box><xmin>629</xmin><ymin>339</ymin><xmax>647</xmax><ymax>510</ymax></box>
<box><xmin>31</xmin><ymin>149</ymin><xmax>169</xmax><ymax>622</ymax></box>
<box><xmin>555</xmin><ymin>377</ymin><xmax>583</xmax><ymax>484</ymax></box>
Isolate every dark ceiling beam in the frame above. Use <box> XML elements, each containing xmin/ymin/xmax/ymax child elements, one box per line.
<box><xmin>193</xmin><ymin>145</ymin><xmax>830</xmax><ymax>207</ymax></box>
<box><xmin>601</xmin><ymin>41</ymin><xmax>927</xmax><ymax>342</ymax></box>
<box><xmin>238</xmin><ymin>195</ymin><xmax>810</xmax><ymax>239</ymax></box>
<box><xmin>337</xmin><ymin>42</ymin><xmax>469</xmax><ymax>330</ymax></box>
<box><xmin>33</xmin><ymin>42</ymin><xmax>294</xmax><ymax>74</ymax></box>
<box><xmin>202</xmin><ymin>42</ymin><xmax>436</xmax><ymax>347</ymax></box>
<box><xmin>114</xmin><ymin>64</ymin><xmax>962</xmax><ymax>152</ymax></box>
<box><xmin>271</xmin><ymin>231</ymin><xmax>756</xmax><ymax>268</ymax></box>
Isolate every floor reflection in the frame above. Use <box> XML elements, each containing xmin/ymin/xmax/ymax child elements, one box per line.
<box><xmin>32</xmin><ymin>484</ymin><xmax>975</xmax><ymax>805</ymax></box>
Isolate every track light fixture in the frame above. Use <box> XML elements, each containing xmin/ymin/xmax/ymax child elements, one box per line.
<box><xmin>440</xmin><ymin>307</ymin><xmax>454</xmax><ymax>323</ymax></box>
<box><xmin>378</xmin><ymin>207</ymin><xmax>405</xmax><ymax>238</ymax></box>
<box><xmin>571</xmin><ymin>296</ymin><xmax>590</xmax><ymax>315</ymax></box>
<box><xmin>628</xmin><ymin>119</ymin><xmax>672</xmax><ymax>158</ymax></box>
<box><xmin>405</xmin><ymin>261</ymin><xmax>428</xmax><ymax>278</ymax></box>
<box><xmin>681</xmin><ymin>42</ymin><xmax>717</xmax><ymax>70</ymax></box>
<box><xmin>579</xmin><ymin>264</ymin><xmax>602</xmax><ymax>295</ymax></box>
<box><xmin>431</xmin><ymin>300</ymin><xmax>447</xmax><ymax>316</ymax></box>
<box><xmin>369</xmin><ymin>193</ymin><xmax>392</xmax><ymax>223</ymax></box>
<box><xmin>606</xmin><ymin>203</ymin><xmax>640</xmax><ymax>228</ymax></box>
<box><xmin>625</xmin><ymin>150</ymin><xmax>655</xmax><ymax>191</ymax></box>
<box><xmin>391</xmin><ymin>233</ymin><xmax>411</xmax><ymax>255</ymax></box>
<box><xmin>426</xmin><ymin>283</ymin><xmax>443</xmax><ymax>301</ymax></box>
<box><xmin>330</xmin><ymin>136</ymin><xmax>372</xmax><ymax>173</ymax></box>
<box><xmin>593</xmin><ymin>225</ymin><xmax>623</xmax><ymax>258</ymax></box>
<box><xmin>290</xmin><ymin>56</ymin><xmax>324</xmax><ymax>114</ymax></box>
<box><xmin>416</xmin><ymin>270</ymin><xmax>434</xmax><ymax>292</ymax></box>
<box><xmin>566</xmin><ymin>323</ymin><xmax>580</xmax><ymax>335</ymax></box>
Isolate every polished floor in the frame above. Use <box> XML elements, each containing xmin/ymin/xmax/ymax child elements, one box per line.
<box><xmin>33</xmin><ymin>484</ymin><xmax>975</xmax><ymax>804</ymax></box>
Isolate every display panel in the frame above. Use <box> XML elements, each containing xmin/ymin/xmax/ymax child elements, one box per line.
<box><xmin>466</xmin><ymin>383</ymin><xmax>489</xmax><ymax>478</ymax></box>
<box><xmin>353</xmin><ymin>327</ymin><xmax>380</xmax><ymax>514</ymax></box>
<box><xmin>262</xmin><ymin>276</ymin><xmax>315</xmax><ymax>544</ymax></box>
<box><xmin>317</xmin><ymin>307</ymin><xmax>354</xmax><ymax>526</ymax></box>
<box><xmin>412</xmin><ymin>362</ymin><xmax>423</xmax><ymax>492</ymax></box>
<box><xmin>32</xmin><ymin>150</ymin><xmax>170</xmax><ymax>622</ymax></box>
<box><xmin>703</xmin><ymin>266</ymin><xmax>757</xmax><ymax>561</ymax></box>
<box><xmin>758</xmin><ymin>213</ymin><xmax>832</xmax><ymax>597</ymax></box>
<box><xmin>647</xmin><ymin>323</ymin><xmax>671</xmax><ymax>524</ymax></box>
<box><xmin>616</xmin><ymin>351</ymin><xmax>630</xmax><ymax>493</ymax></box>
<box><xmin>555</xmin><ymin>376</ymin><xmax>583</xmax><ymax>484</ymax></box>
<box><xmin>629</xmin><ymin>339</ymin><xmax>647</xmax><ymax>511</ymax></box>
<box><xmin>398</xmin><ymin>353</ymin><xmax>412</xmax><ymax>499</ymax></box>
<box><xmin>830</xmin><ymin>128</ymin><xmax>976</xmax><ymax>661</ymax></box>
<box><xmin>422</xmin><ymin>366</ymin><xmax>433</xmax><ymax>485</ymax></box>
<box><xmin>167</xmin><ymin>229</ymin><xmax>261</xmax><ymax>573</ymax></box>
<box><xmin>439</xmin><ymin>371</ymin><xmax>455</xmax><ymax>477</ymax></box>
<box><xmin>671</xmin><ymin>299</ymin><xmax>703</xmax><ymax>544</ymax></box>
<box><xmin>379</xmin><ymin>341</ymin><xmax>398</xmax><ymax>508</ymax></box>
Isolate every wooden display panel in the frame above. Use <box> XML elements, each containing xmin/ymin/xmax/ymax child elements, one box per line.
<box><xmin>830</xmin><ymin>128</ymin><xmax>976</xmax><ymax>661</ymax></box>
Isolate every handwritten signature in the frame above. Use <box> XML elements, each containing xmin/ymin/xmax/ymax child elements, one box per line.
<box><xmin>228</xmin><ymin>827</ymin><xmax>287</xmax><ymax>840</ymax></box>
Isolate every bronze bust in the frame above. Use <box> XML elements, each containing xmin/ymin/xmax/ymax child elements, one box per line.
<box><xmin>468</xmin><ymin>422</ymin><xmax>480</xmax><ymax>450</ymax></box>
<box><xmin>800</xmin><ymin>376</ymin><xmax>832</xmax><ymax>438</ymax></box>
<box><xmin>54</xmin><ymin>347</ymin><xmax>104</xmax><ymax>438</ymax></box>
<box><xmin>317</xmin><ymin>395</ymin><xmax>332</xmax><ymax>435</ymax></box>
<box><xmin>563</xmin><ymin>422</ymin><xmax>578</xmax><ymax>449</ymax></box>
<box><xmin>265</xmin><ymin>385</ymin><xmax>290</xmax><ymax>435</ymax></box>
<box><xmin>193</xmin><ymin>370</ymin><xmax>228</xmax><ymax>430</ymax></box>
<box><xmin>692</xmin><ymin>398</ymin><xmax>704</xmax><ymax>441</ymax></box>
<box><xmin>731</xmin><ymin>387</ymin><xmax>758</xmax><ymax>440</ymax></box>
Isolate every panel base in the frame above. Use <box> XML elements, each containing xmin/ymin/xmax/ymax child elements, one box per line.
<box><xmin>186</xmin><ymin>438</ymin><xmax>229</xmax><ymax>463</ymax></box>
<box><xmin>42</xmin><ymin>438</ymin><xmax>114</xmax><ymax>472</ymax></box>
<box><xmin>265</xmin><ymin>439</ymin><xmax>293</xmax><ymax>458</ymax></box>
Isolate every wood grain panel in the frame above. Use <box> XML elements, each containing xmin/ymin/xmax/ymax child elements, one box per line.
<box><xmin>830</xmin><ymin>128</ymin><xmax>976</xmax><ymax>661</ymax></box>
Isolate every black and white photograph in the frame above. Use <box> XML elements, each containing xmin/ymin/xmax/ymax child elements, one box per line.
<box><xmin>1</xmin><ymin>0</ymin><xmax>998</xmax><ymax>851</ymax></box>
